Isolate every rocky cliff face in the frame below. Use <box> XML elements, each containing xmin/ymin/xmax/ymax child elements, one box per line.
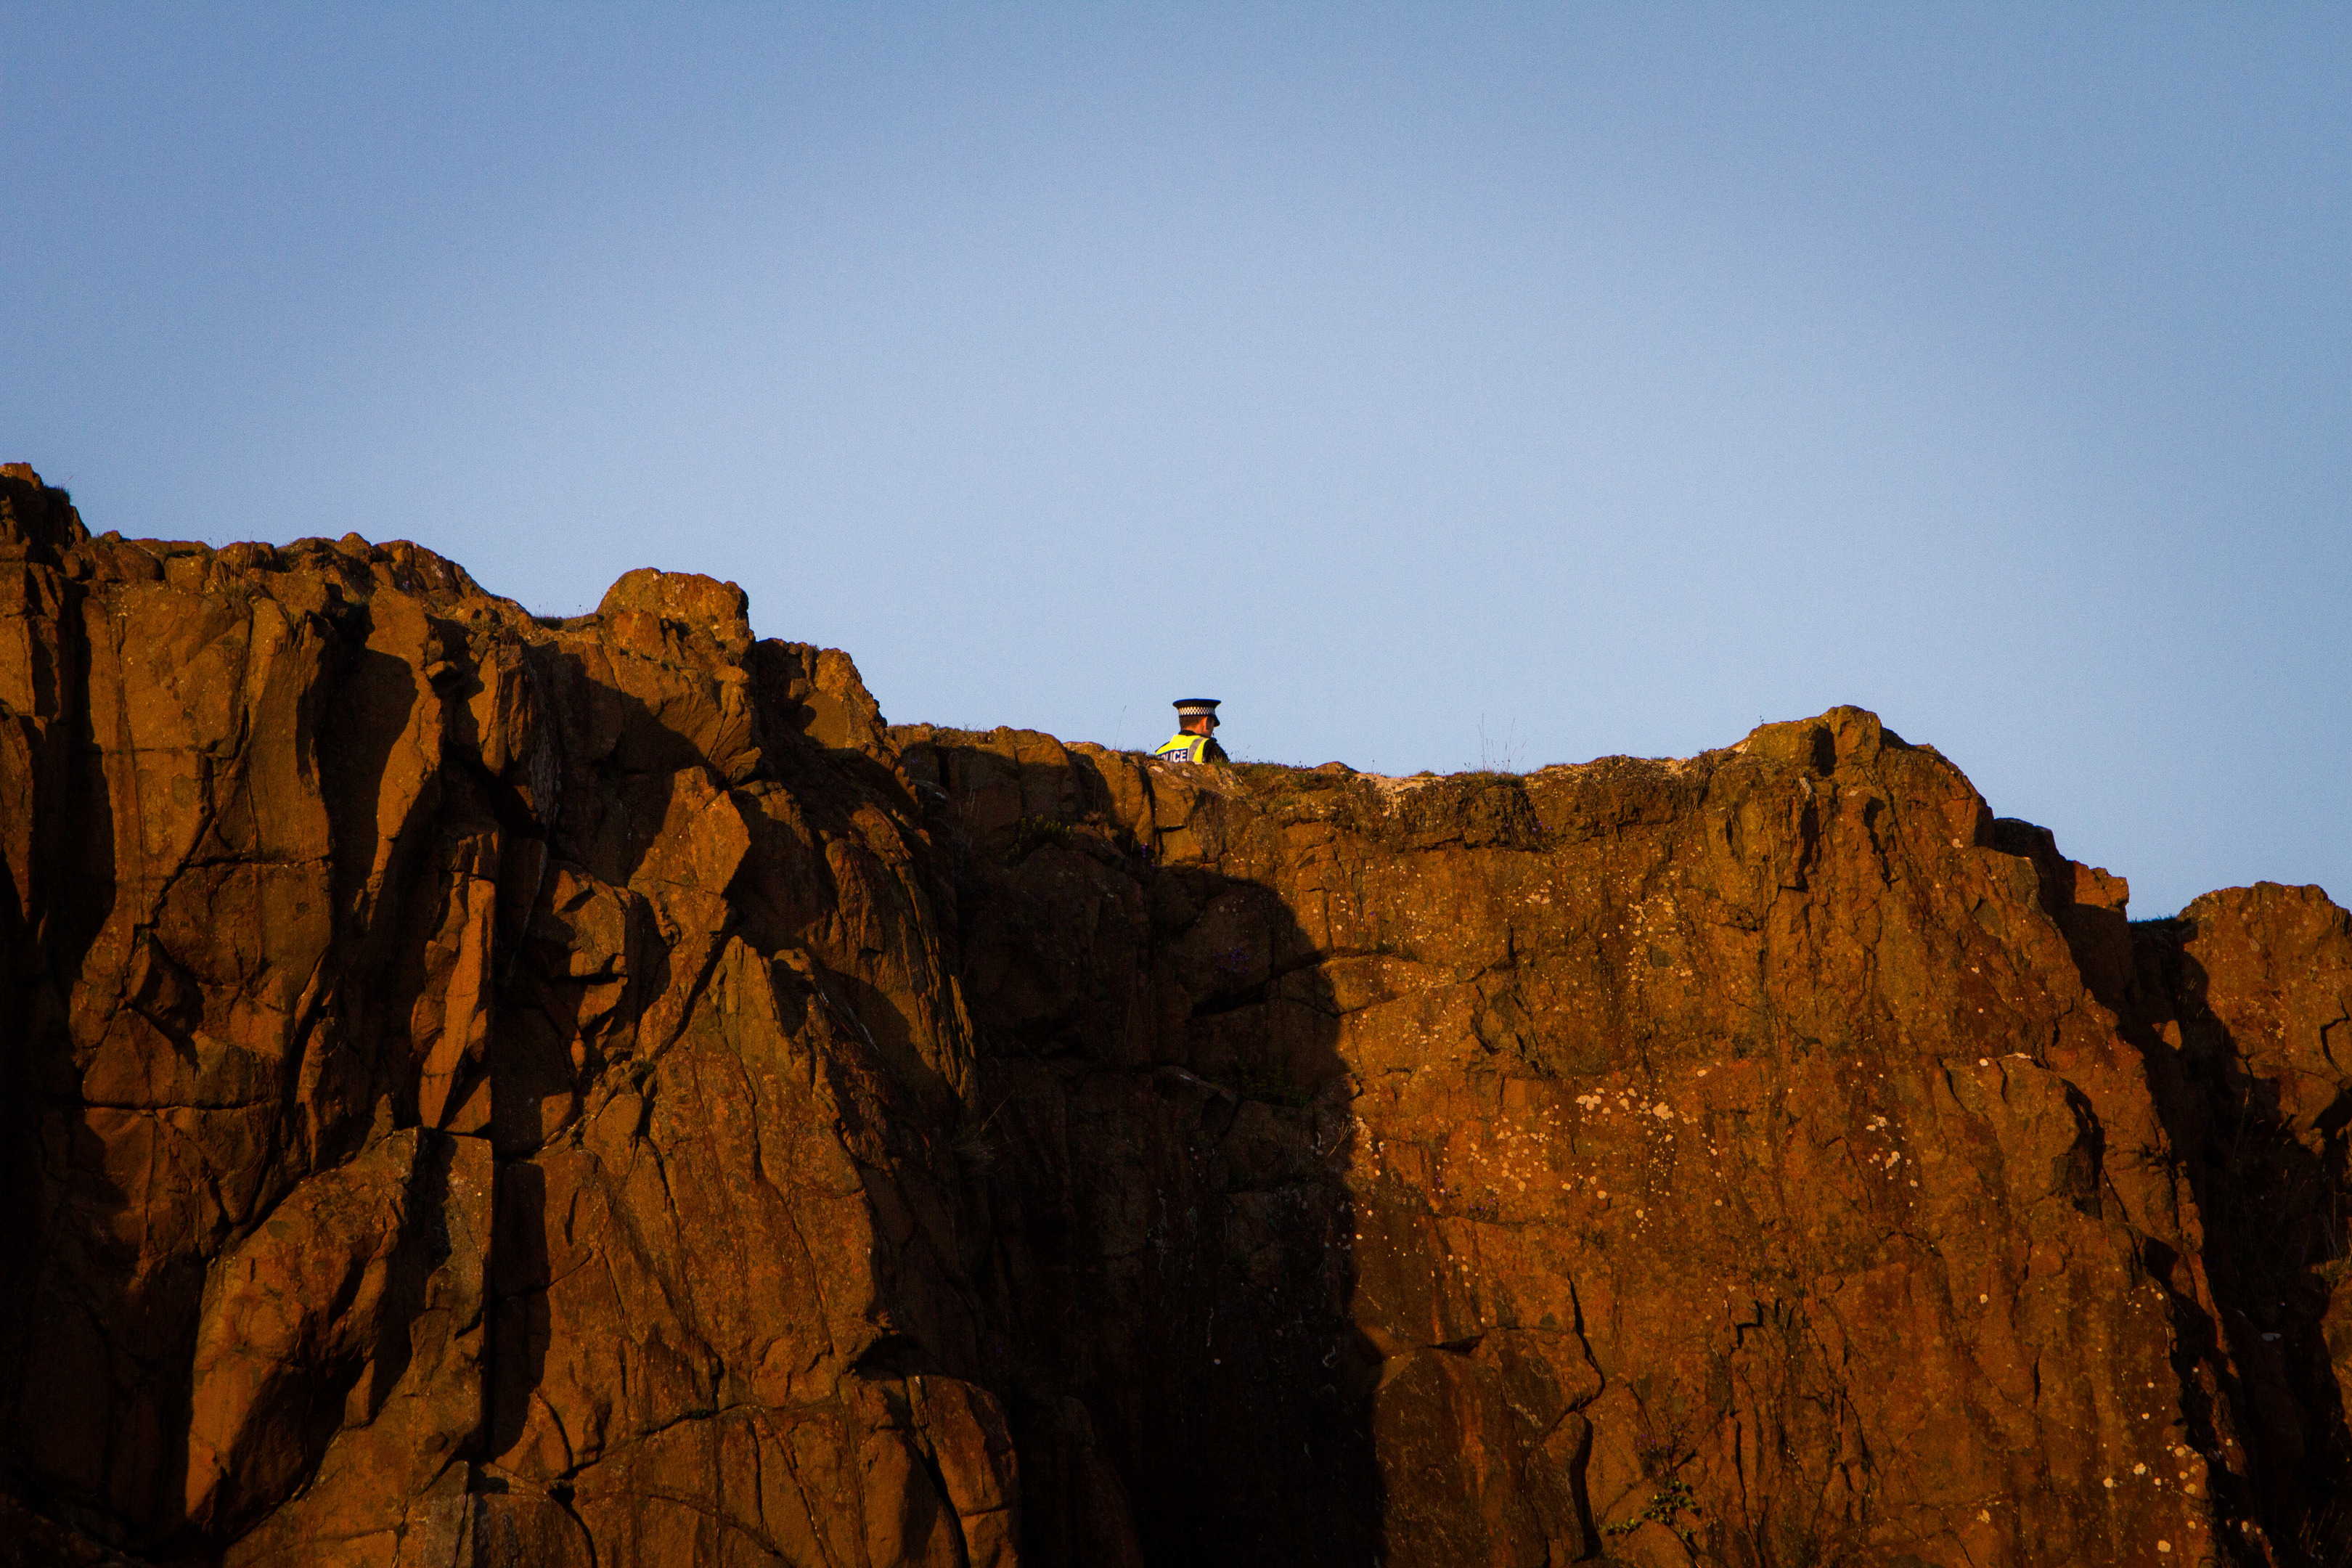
<box><xmin>1</xmin><ymin>464</ymin><xmax>2346</xmax><ymax>1568</ymax></box>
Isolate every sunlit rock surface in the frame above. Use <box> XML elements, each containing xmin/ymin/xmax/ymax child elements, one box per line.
<box><xmin>2</xmin><ymin>464</ymin><xmax>2345</xmax><ymax>1566</ymax></box>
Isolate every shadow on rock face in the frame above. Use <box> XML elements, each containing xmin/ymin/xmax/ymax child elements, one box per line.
<box><xmin>899</xmin><ymin>730</ymin><xmax>1381</xmax><ymax>1567</ymax></box>
<box><xmin>2115</xmin><ymin>894</ymin><xmax>2352</xmax><ymax>1567</ymax></box>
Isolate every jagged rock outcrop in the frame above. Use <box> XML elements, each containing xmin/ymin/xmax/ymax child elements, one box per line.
<box><xmin>1</xmin><ymin>463</ymin><xmax>2346</xmax><ymax>1567</ymax></box>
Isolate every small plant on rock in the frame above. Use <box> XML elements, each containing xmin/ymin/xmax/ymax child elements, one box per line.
<box><xmin>1633</xmin><ymin>1412</ymin><xmax>1692</xmax><ymax>1478</ymax></box>
<box><xmin>1606</xmin><ymin>1475</ymin><xmax>1701</xmax><ymax>1551</ymax></box>
<box><xmin>1002</xmin><ymin>815</ymin><xmax>1074</xmax><ymax>861</ymax></box>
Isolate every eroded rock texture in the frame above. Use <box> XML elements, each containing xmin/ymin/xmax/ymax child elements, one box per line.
<box><xmin>1</xmin><ymin>462</ymin><xmax>2347</xmax><ymax>1567</ymax></box>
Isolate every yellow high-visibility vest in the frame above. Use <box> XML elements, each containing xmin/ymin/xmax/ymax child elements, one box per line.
<box><xmin>1153</xmin><ymin>732</ymin><xmax>1224</xmax><ymax>764</ymax></box>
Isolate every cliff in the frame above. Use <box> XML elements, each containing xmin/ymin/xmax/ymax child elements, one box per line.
<box><xmin>1</xmin><ymin>464</ymin><xmax>2346</xmax><ymax>1567</ymax></box>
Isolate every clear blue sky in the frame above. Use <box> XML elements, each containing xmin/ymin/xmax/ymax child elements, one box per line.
<box><xmin>4</xmin><ymin>4</ymin><xmax>2345</xmax><ymax>915</ymax></box>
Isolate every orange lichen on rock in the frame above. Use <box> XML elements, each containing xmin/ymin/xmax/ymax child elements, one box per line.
<box><xmin>1</xmin><ymin>463</ymin><xmax>2346</xmax><ymax>1567</ymax></box>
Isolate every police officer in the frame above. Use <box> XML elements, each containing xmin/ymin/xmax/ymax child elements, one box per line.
<box><xmin>1153</xmin><ymin>698</ymin><xmax>1230</xmax><ymax>764</ymax></box>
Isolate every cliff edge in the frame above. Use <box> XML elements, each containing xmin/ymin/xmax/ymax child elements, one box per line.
<box><xmin>1</xmin><ymin>465</ymin><xmax>2346</xmax><ymax>1567</ymax></box>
